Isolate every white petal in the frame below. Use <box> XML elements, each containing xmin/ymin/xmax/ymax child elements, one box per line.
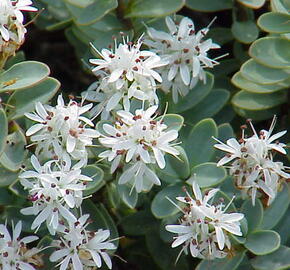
<box><xmin>180</xmin><ymin>64</ymin><xmax>190</xmax><ymax>85</ymax></box>
<box><xmin>215</xmin><ymin>226</ymin><xmax>225</xmax><ymax>250</ymax></box>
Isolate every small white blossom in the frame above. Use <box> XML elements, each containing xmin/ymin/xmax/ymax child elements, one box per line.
<box><xmin>166</xmin><ymin>181</ymin><xmax>243</xmax><ymax>260</ymax></box>
<box><xmin>0</xmin><ymin>221</ymin><xmax>42</xmax><ymax>270</ymax></box>
<box><xmin>50</xmin><ymin>215</ymin><xmax>116</xmax><ymax>270</ymax></box>
<box><xmin>214</xmin><ymin>116</ymin><xmax>290</xmax><ymax>205</ymax></box>
<box><xmin>87</xmin><ymin>36</ymin><xmax>166</xmax><ymax>115</ymax></box>
<box><xmin>25</xmin><ymin>95</ymin><xmax>100</xmax><ymax>168</ymax></box>
<box><xmin>12</xmin><ymin>0</ymin><xmax>38</xmax><ymax>23</ymax></box>
<box><xmin>19</xmin><ymin>155</ymin><xmax>92</xmax><ymax>235</ymax></box>
<box><xmin>0</xmin><ymin>0</ymin><xmax>36</xmax><ymax>56</ymax></box>
<box><xmin>146</xmin><ymin>16</ymin><xmax>221</xmax><ymax>103</ymax></box>
<box><xmin>98</xmin><ymin>105</ymin><xmax>179</xmax><ymax>192</ymax></box>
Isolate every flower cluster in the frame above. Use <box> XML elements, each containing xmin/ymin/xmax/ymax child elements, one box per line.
<box><xmin>98</xmin><ymin>105</ymin><xmax>179</xmax><ymax>192</ymax></box>
<box><xmin>0</xmin><ymin>0</ymin><xmax>37</xmax><ymax>62</ymax></box>
<box><xmin>25</xmin><ymin>95</ymin><xmax>100</xmax><ymax>168</ymax></box>
<box><xmin>87</xmin><ymin>36</ymin><xmax>166</xmax><ymax>118</ymax></box>
<box><xmin>0</xmin><ymin>221</ymin><xmax>43</xmax><ymax>270</ymax></box>
<box><xmin>166</xmin><ymin>182</ymin><xmax>244</xmax><ymax>260</ymax></box>
<box><xmin>19</xmin><ymin>155</ymin><xmax>92</xmax><ymax>235</ymax></box>
<box><xmin>146</xmin><ymin>16</ymin><xmax>221</xmax><ymax>103</ymax></box>
<box><xmin>50</xmin><ymin>215</ymin><xmax>116</xmax><ymax>270</ymax></box>
<box><xmin>214</xmin><ymin>117</ymin><xmax>290</xmax><ymax>205</ymax></box>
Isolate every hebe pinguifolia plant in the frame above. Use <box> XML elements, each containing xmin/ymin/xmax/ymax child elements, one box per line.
<box><xmin>0</xmin><ymin>0</ymin><xmax>289</xmax><ymax>269</ymax></box>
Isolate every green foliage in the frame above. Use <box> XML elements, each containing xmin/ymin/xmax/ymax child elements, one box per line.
<box><xmin>251</xmin><ymin>246</ymin><xmax>290</xmax><ymax>270</ymax></box>
<box><xmin>0</xmin><ymin>0</ymin><xmax>289</xmax><ymax>269</ymax></box>
<box><xmin>231</xmin><ymin>0</ymin><xmax>290</xmax><ymax>120</ymax></box>
<box><xmin>244</xmin><ymin>230</ymin><xmax>281</xmax><ymax>255</ymax></box>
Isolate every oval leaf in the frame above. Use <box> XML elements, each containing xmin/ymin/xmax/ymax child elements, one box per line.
<box><xmin>187</xmin><ymin>162</ymin><xmax>227</xmax><ymax>188</ymax></box>
<box><xmin>0</xmin><ymin>61</ymin><xmax>50</xmax><ymax>92</ymax></box>
<box><xmin>151</xmin><ymin>183</ymin><xmax>184</xmax><ymax>218</ymax></box>
<box><xmin>240</xmin><ymin>59</ymin><xmax>290</xmax><ymax>85</ymax></box>
<box><xmin>241</xmin><ymin>199</ymin><xmax>263</xmax><ymax>233</ymax></box>
<box><xmin>7</xmin><ymin>77</ymin><xmax>60</xmax><ymax>120</ymax></box>
<box><xmin>258</xmin><ymin>12</ymin><xmax>290</xmax><ymax>34</ymax></box>
<box><xmin>185</xmin><ymin>118</ymin><xmax>218</xmax><ymax>167</ymax></box>
<box><xmin>244</xmin><ymin>230</ymin><xmax>280</xmax><ymax>255</ymax></box>
<box><xmin>232</xmin><ymin>90</ymin><xmax>287</xmax><ymax>110</ymax></box>
<box><xmin>249</xmin><ymin>37</ymin><xmax>290</xmax><ymax>68</ymax></box>
<box><xmin>232</xmin><ymin>72</ymin><xmax>290</xmax><ymax>94</ymax></box>
<box><xmin>251</xmin><ymin>245</ymin><xmax>290</xmax><ymax>270</ymax></box>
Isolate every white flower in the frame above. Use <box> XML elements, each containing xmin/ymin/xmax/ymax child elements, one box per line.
<box><xmin>214</xmin><ymin>116</ymin><xmax>289</xmax><ymax>205</ymax></box>
<box><xmin>87</xmin><ymin>36</ymin><xmax>166</xmax><ymax>113</ymax></box>
<box><xmin>146</xmin><ymin>16</ymin><xmax>221</xmax><ymax>103</ymax></box>
<box><xmin>165</xmin><ymin>181</ymin><xmax>243</xmax><ymax>260</ymax></box>
<box><xmin>0</xmin><ymin>221</ymin><xmax>42</xmax><ymax>270</ymax></box>
<box><xmin>19</xmin><ymin>155</ymin><xmax>92</xmax><ymax>235</ymax></box>
<box><xmin>25</xmin><ymin>95</ymin><xmax>100</xmax><ymax>168</ymax></box>
<box><xmin>12</xmin><ymin>0</ymin><xmax>38</xmax><ymax>23</ymax></box>
<box><xmin>0</xmin><ymin>0</ymin><xmax>36</xmax><ymax>56</ymax></box>
<box><xmin>98</xmin><ymin>105</ymin><xmax>179</xmax><ymax>192</ymax></box>
<box><xmin>50</xmin><ymin>215</ymin><xmax>116</xmax><ymax>270</ymax></box>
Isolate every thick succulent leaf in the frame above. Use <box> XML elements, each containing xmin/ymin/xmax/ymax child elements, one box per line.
<box><xmin>258</xmin><ymin>12</ymin><xmax>290</xmax><ymax>33</ymax></box>
<box><xmin>237</xmin><ymin>0</ymin><xmax>266</xmax><ymax>9</ymax></box>
<box><xmin>169</xmin><ymin>72</ymin><xmax>214</xmax><ymax>113</ymax></box>
<box><xmin>187</xmin><ymin>162</ymin><xmax>227</xmax><ymax>188</ymax></box>
<box><xmin>240</xmin><ymin>59</ymin><xmax>290</xmax><ymax>85</ymax></box>
<box><xmin>182</xmin><ymin>89</ymin><xmax>230</xmax><ymax>124</ymax></box>
<box><xmin>249</xmin><ymin>37</ymin><xmax>290</xmax><ymax>68</ymax></box>
<box><xmin>241</xmin><ymin>199</ymin><xmax>263</xmax><ymax>233</ymax></box>
<box><xmin>232</xmin><ymin>72</ymin><xmax>290</xmax><ymax>93</ymax></box>
<box><xmin>261</xmin><ymin>184</ymin><xmax>290</xmax><ymax>230</ymax></box>
<box><xmin>156</xmin><ymin>114</ymin><xmax>184</xmax><ymax>131</ymax></box>
<box><xmin>75</xmin><ymin>0</ymin><xmax>118</xmax><ymax>25</ymax></box>
<box><xmin>251</xmin><ymin>245</ymin><xmax>290</xmax><ymax>270</ymax></box>
<box><xmin>126</xmin><ymin>0</ymin><xmax>185</xmax><ymax>18</ymax></box>
<box><xmin>244</xmin><ymin>230</ymin><xmax>280</xmax><ymax>255</ymax></box>
<box><xmin>82</xmin><ymin>165</ymin><xmax>105</xmax><ymax>196</ymax></box>
<box><xmin>185</xmin><ymin>118</ymin><xmax>217</xmax><ymax>167</ymax></box>
<box><xmin>6</xmin><ymin>77</ymin><xmax>60</xmax><ymax>120</ymax></box>
<box><xmin>186</xmin><ymin>0</ymin><xmax>232</xmax><ymax>11</ymax></box>
<box><xmin>232</xmin><ymin>20</ymin><xmax>259</xmax><ymax>44</ymax></box>
<box><xmin>151</xmin><ymin>183</ymin><xmax>184</xmax><ymax>218</ymax></box>
<box><xmin>196</xmin><ymin>250</ymin><xmax>246</xmax><ymax>270</ymax></box>
<box><xmin>0</xmin><ymin>109</ymin><xmax>8</xmax><ymax>156</ymax></box>
<box><xmin>0</xmin><ymin>130</ymin><xmax>27</xmax><ymax>171</ymax></box>
<box><xmin>0</xmin><ymin>61</ymin><xmax>50</xmax><ymax>93</ymax></box>
<box><xmin>232</xmin><ymin>90</ymin><xmax>287</xmax><ymax>111</ymax></box>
